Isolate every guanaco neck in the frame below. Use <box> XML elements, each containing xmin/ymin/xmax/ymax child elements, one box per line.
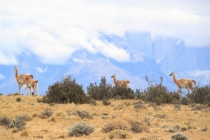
<box><xmin>172</xmin><ymin>73</ymin><xmax>178</xmax><ymax>86</ymax></box>
<box><xmin>15</xmin><ymin>67</ymin><xmax>18</xmax><ymax>79</ymax></box>
<box><xmin>112</xmin><ymin>75</ymin><xmax>117</xmax><ymax>85</ymax></box>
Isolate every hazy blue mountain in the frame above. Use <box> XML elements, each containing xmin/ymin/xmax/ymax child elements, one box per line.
<box><xmin>0</xmin><ymin>32</ymin><xmax>209</xmax><ymax>95</ymax></box>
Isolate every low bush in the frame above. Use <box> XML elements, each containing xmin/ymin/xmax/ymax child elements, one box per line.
<box><xmin>0</xmin><ymin>115</ymin><xmax>11</xmax><ymax>126</ymax></box>
<box><xmin>16</xmin><ymin>97</ymin><xmax>21</xmax><ymax>102</ymax></box>
<box><xmin>87</xmin><ymin>76</ymin><xmax>136</xmax><ymax>100</ymax></box>
<box><xmin>68</xmin><ymin>122</ymin><xmax>95</xmax><ymax>137</ymax></box>
<box><xmin>102</xmin><ymin>116</ymin><xmax>149</xmax><ymax>134</ymax></box>
<box><xmin>112</xmin><ymin>86</ymin><xmax>136</xmax><ymax>100</ymax></box>
<box><xmin>187</xmin><ymin>85</ymin><xmax>210</xmax><ymax>104</ymax></box>
<box><xmin>16</xmin><ymin>114</ymin><xmax>32</xmax><ymax>122</ymax></box>
<box><xmin>42</xmin><ymin>75</ymin><xmax>88</xmax><ymax>104</ymax></box>
<box><xmin>39</xmin><ymin>109</ymin><xmax>53</xmax><ymax>119</ymax></box>
<box><xmin>7</xmin><ymin>116</ymin><xmax>26</xmax><ymax>131</ymax></box>
<box><xmin>76</xmin><ymin>110</ymin><xmax>93</xmax><ymax>119</ymax></box>
<box><xmin>109</xmin><ymin>130</ymin><xmax>132</xmax><ymax>139</ymax></box>
<box><xmin>171</xmin><ymin>133</ymin><xmax>189</xmax><ymax>140</ymax></box>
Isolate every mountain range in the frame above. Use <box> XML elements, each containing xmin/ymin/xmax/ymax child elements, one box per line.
<box><xmin>0</xmin><ymin>32</ymin><xmax>210</xmax><ymax>95</ymax></box>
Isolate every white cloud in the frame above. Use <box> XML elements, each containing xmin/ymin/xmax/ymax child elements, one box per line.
<box><xmin>73</xmin><ymin>58</ymin><xmax>93</xmax><ymax>64</ymax></box>
<box><xmin>36</xmin><ymin>67</ymin><xmax>47</xmax><ymax>73</ymax></box>
<box><xmin>0</xmin><ymin>74</ymin><xmax>6</xmax><ymax>80</ymax></box>
<box><xmin>0</xmin><ymin>0</ymin><xmax>209</xmax><ymax>64</ymax></box>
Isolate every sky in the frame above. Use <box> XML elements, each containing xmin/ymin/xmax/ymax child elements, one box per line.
<box><xmin>0</xmin><ymin>0</ymin><xmax>210</xmax><ymax>65</ymax></box>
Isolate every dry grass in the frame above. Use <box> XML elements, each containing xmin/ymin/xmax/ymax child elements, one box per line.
<box><xmin>0</xmin><ymin>95</ymin><xmax>210</xmax><ymax>140</ymax></box>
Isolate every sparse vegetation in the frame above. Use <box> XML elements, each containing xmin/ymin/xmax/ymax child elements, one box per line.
<box><xmin>87</xmin><ymin>76</ymin><xmax>136</xmax><ymax>100</ymax></box>
<box><xmin>68</xmin><ymin>122</ymin><xmax>95</xmax><ymax>137</ymax></box>
<box><xmin>16</xmin><ymin>97</ymin><xmax>21</xmax><ymax>102</ymax></box>
<box><xmin>0</xmin><ymin>115</ymin><xmax>11</xmax><ymax>126</ymax></box>
<box><xmin>39</xmin><ymin>109</ymin><xmax>53</xmax><ymax>119</ymax></box>
<box><xmin>0</xmin><ymin>75</ymin><xmax>210</xmax><ymax>139</ymax></box>
<box><xmin>102</xmin><ymin>116</ymin><xmax>149</xmax><ymax>134</ymax></box>
<box><xmin>187</xmin><ymin>85</ymin><xmax>210</xmax><ymax>104</ymax></box>
<box><xmin>76</xmin><ymin>110</ymin><xmax>93</xmax><ymax>119</ymax></box>
<box><xmin>171</xmin><ymin>133</ymin><xmax>189</xmax><ymax>140</ymax></box>
<box><xmin>109</xmin><ymin>130</ymin><xmax>133</xmax><ymax>139</ymax></box>
<box><xmin>7</xmin><ymin>116</ymin><xmax>26</xmax><ymax>131</ymax></box>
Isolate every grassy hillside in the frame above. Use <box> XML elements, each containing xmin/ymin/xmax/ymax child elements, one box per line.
<box><xmin>0</xmin><ymin>95</ymin><xmax>209</xmax><ymax>140</ymax></box>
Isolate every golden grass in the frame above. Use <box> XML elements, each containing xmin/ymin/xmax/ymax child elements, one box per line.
<box><xmin>0</xmin><ymin>95</ymin><xmax>210</xmax><ymax>140</ymax></box>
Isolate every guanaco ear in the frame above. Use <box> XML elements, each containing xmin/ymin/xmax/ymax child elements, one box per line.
<box><xmin>30</xmin><ymin>75</ymin><xmax>34</xmax><ymax>79</ymax></box>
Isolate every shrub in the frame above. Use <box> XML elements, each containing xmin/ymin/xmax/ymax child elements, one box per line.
<box><xmin>111</xmin><ymin>86</ymin><xmax>135</xmax><ymax>100</ymax></box>
<box><xmin>171</xmin><ymin>133</ymin><xmax>189</xmax><ymax>140</ymax></box>
<box><xmin>87</xmin><ymin>77</ymin><xmax>113</xmax><ymax>100</ymax></box>
<box><xmin>43</xmin><ymin>75</ymin><xmax>88</xmax><ymax>104</ymax></box>
<box><xmin>102</xmin><ymin>118</ymin><xmax>130</xmax><ymax>133</ymax></box>
<box><xmin>168</xmin><ymin>125</ymin><xmax>180</xmax><ymax>133</ymax></box>
<box><xmin>14</xmin><ymin>93</ymin><xmax>21</xmax><ymax>96</ymax></box>
<box><xmin>87</xmin><ymin>76</ymin><xmax>136</xmax><ymax>100</ymax></box>
<box><xmin>16</xmin><ymin>114</ymin><xmax>32</xmax><ymax>122</ymax></box>
<box><xmin>133</xmin><ymin>103</ymin><xmax>146</xmax><ymax>110</ymax></box>
<box><xmin>37</xmin><ymin>98</ymin><xmax>42</xmax><ymax>103</ymax></box>
<box><xmin>68</xmin><ymin>122</ymin><xmax>95</xmax><ymax>137</ymax></box>
<box><xmin>187</xmin><ymin>85</ymin><xmax>210</xmax><ymax>104</ymax></box>
<box><xmin>205</xmin><ymin>94</ymin><xmax>210</xmax><ymax>106</ymax></box>
<box><xmin>143</xmin><ymin>84</ymin><xmax>174</xmax><ymax>105</ymax></box>
<box><xmin>0</xmin><ymin>116</ymin><xmax>11</xmax><ymax>126</ymax></box>
<box><xmin>16</xmin><ymin>97</ymin><xmax>21</xmax><ymax>102</ymax></box>
<box><xmin>103</xmin><ymin>98</ymin><xmax>111</xmax><ymax>106</ymax></box>
<box><xmin>7</xmin><ymin>117</ymin><xmax>26</xmax><ymax>131</ymax></box>
<box><xmin>201</xmin><ymin>127</ymin><xmax>208</xmax><ymax>132</ymax></box>
<box><xmin>39</xmin><ymin>109</ymin><xmax>53</xmax><ymax>119</ymax></box>
<box><xmin>102</xmin><ymin>116</ymin><xmax>149</xmax><ymax>134</ymax></box>
<box><xmin>109</xmin><ymin>130</ymin><xmax>132</xmax><ymax>139</ymax></box>
<box><xmin>20</xmin><ymin>130</ymin><xmax>28</xmax><ymax>137</ymax></box>
<box><xmin>174</xmin><ymin>104</ymin><xmax>181</xmax><ymax>111</ymax></box>
<box><xmin>76</xmin><ymin>110</ymin><xmax>93</xmax><ymax>119</ymax></box>
<box><xmin>181</xmin><ymin>97</ymin><xmax>190</xmax><ymax>105</ymax></box>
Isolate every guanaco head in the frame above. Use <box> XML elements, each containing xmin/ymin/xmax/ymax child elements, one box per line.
<box><xmin>169</xmin><ymin>71</ymin><xmax>174</xmax><ymax>76</ymax></box>
<box><xmin>14</xmin><ymin>65</ymin><xmax>18</xmax><ymax>71</ymax></box>
<box><xmin>127</xmin><ymin>81</ymin><xmax>130</xmax><ymax>84</ymax></box>
<box><xmin>111</xmin><ymin>74</ymin><xmax>116</xmax><ymax>78</ymax></box>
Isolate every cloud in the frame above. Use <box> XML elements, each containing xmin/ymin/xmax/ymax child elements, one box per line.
<box><xmin>0</xmin><ymin>0</ymin><xmax>209</xmax><ymax>64</ymax></box>
<box><xmin>0</xmin><ymin>74</ymin><xmax>6</xmax><ymax>80</ymax></box>
<box><xmin>36</xmin><ymin>67</ymin><xmax>47</xmax><ymax>73</ymax></box>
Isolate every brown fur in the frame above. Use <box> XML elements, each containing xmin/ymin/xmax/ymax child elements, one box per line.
<box><xmin>111</xmin><ymin>74</ymin><xmax>130</xmax><ymax>88</ymax></box>
<box><xmin>169</xmin><ymin>71</ymin><xmax>196</xmax><ymax>96</ymax></box>
<box><xmin>14</xmin><ymin>65</ymin><xmax>33</xmax><ymax>94</ymax></box>
<box><xmin>25</xmin><ymin>79</ymin><xmax>38</xmax><ymax>96</ymax></box>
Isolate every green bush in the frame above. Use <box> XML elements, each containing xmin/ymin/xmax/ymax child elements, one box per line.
<box><xmin>111</xmin><ymin>86</ymin><xmax>136</xmax><ymax>100</ymax></box>
<box><xmin>143</xmin><ymin>84</ymin><xmax>175</xmax><ymax>105</ymax></box>
<box><xmin>187</xmin><ymin>85</ymin><xmax>210</xmax><ymax>104</ymax></box>
<box><xmin>42</xmin><ymin>75</ymin><xmax>88</xmax><ymax>104</ymax></box>
<box><xmin>87</xmin><ymin>76</ymin><xmax>135</xmax><ymax>100</ymax></box>
<box><xmin>87</xmin><ymin>77</ymin><xmax>113</xmax><ymax>100</ymax></box>
<box><xmin>16</xmin><ymin>97</ymin><xmax>21</xmax><ymax>102</ymax></box>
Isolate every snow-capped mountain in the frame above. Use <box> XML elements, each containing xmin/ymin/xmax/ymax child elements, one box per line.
<box><xmin>0</xmin><ymin>32</ymin><xmax>209</xmax><ymax>95</ymax></box>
